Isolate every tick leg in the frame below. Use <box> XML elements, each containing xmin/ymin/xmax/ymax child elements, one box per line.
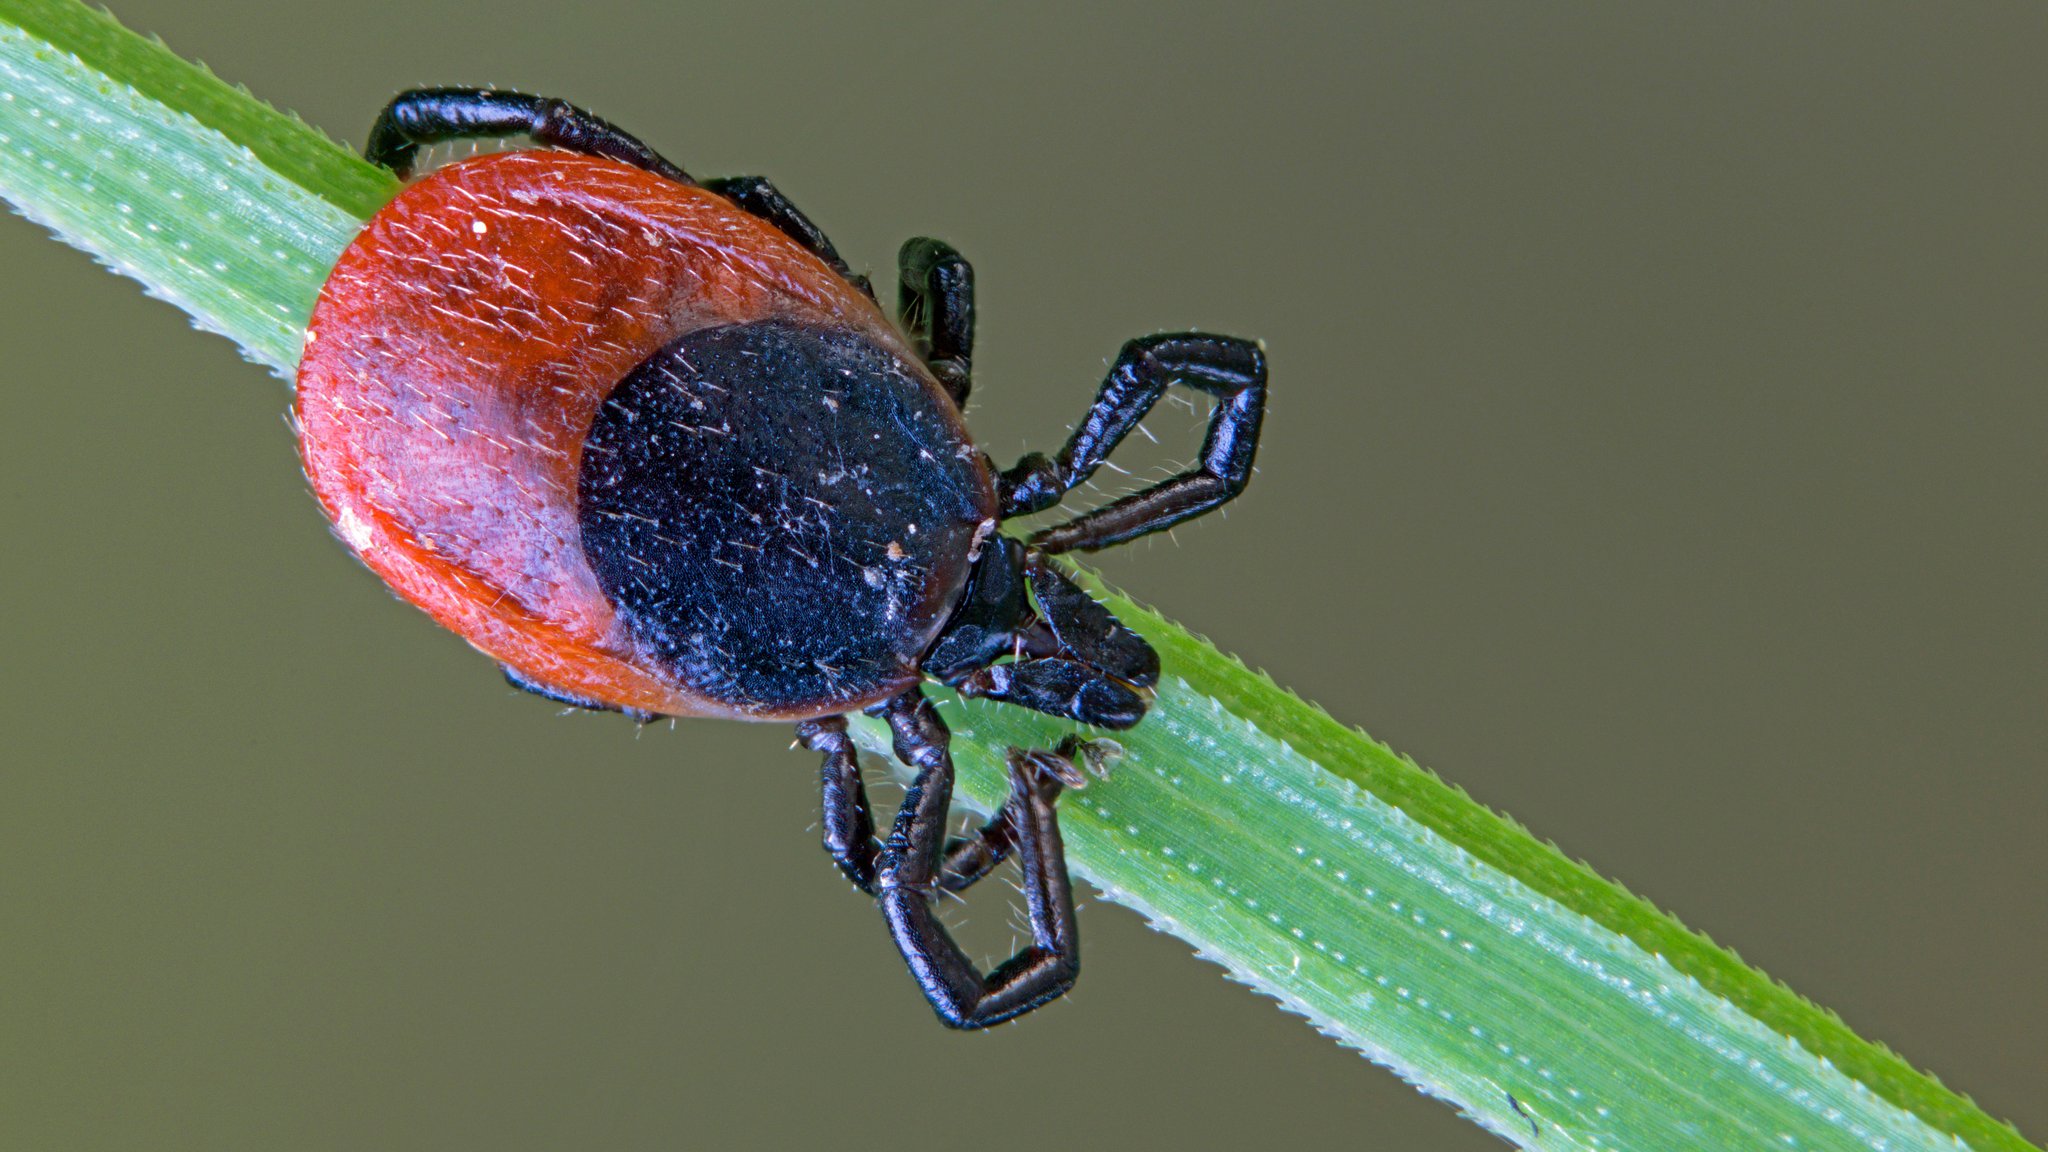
<box><xmin>1001</xmin><ymin>333</ymin><xmax>1267</xmax><ymax>553</ymax></box>
<box><xmin>798</xmin><ymin>712</ymin><xmax>1069</xmax><ymax>897</ymax></box>
<box><xmin>797</xmin><ymin>716</ymin><xmax>878</xmax><ymax>894</ymax></box>
<box><xmin>704</xmin><ymin>176</ymin><xmax>871</xmax><ymax>298</ymax></box>
<box><xmin>365</xmin><ymin>88</ymin><xmax>692</xmax><ymax>184</ymax></box>
<box><xmin>937</xmin><ymin>738</ymin><xmax>1112</xmax><ymax>891</ymax></box>
<box><xmin>897</xmin><ymin>238</ymin><xmax>975</xmax><ymax>407</ymax></box>
<box><xmin>874</xmin><ymin>689</ymin><xmax>1082</xmax><ymax>1028</ymax></box>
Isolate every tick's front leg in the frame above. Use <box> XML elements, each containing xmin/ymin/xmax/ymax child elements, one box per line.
<box><xmin>1001</xmin><ymin>333</ymin><xmax>1267</xmax><ymax>553</ymax></box>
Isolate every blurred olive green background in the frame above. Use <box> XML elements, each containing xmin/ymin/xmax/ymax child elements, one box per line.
<box><xmin>3</xmin><ymin>3</ymin><xmax>2043</xmax><ymax>1148</ymax></box>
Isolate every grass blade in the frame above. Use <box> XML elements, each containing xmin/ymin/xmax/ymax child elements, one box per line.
<box><xmin>0</xmin><ymin>0</ymin><xmax>391</xmax><ymax>373</ymax></box>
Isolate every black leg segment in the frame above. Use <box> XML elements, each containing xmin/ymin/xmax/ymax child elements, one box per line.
<box><xmin>704</xmin><ymin>176</ymin><xmax>869</xmax><ymax>297</ymax></box>
<box><xmin>870</xmin><ymin>689</ymin><xmax>1084</xmax><ymax>1028</ymax></box>
<box><xmin>366</xmin><ymin>87</ymin><xmax>693</xmax><ymax>185</ymax></box>
<box><xmin>797</xmin><ymin>716</ymin><xmax>879</xmax><ymax>894</ymax></box>
<box><xmin>800</xmin><ymin>711</ymin><xmax>1086</xmax><ymax>898</ymax></box>
<box><xmin>937</xmin><ymin>738</ymin><xmax>1111</xmax><ymax>892</ymax></box>
<box><xmin>897</xmin><ymin>238</ymin><xmax>975</xmax><ymax>407</ymax></box>
<box><xmin>1001</xmin><ymin>333</ymin><xmax>1267</xmax><ymax>553</ymax></box>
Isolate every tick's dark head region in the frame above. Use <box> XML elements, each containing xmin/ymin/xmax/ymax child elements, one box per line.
<box><xmin>577</xmin><ymin>319</ymin><xmax>994</xmax><ymax>716</ymax></box>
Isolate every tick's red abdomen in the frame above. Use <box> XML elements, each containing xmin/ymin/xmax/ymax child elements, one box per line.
<box><xmin>296</xmin><ymin>151</ymin><xmax>990</xmax><ymax>720</ymax></box>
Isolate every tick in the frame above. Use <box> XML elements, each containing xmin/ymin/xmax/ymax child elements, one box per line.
<box><xmin>295</xmin><ymin>88</ymin><xmax>1269</xmax><ymax>1028</ymax></box>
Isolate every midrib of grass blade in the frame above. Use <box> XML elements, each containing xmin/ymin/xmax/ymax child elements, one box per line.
<box><xmin>0</xmin><ymin>1</ymin><xmax>2031</xmax><ymax>1148</ymax></box>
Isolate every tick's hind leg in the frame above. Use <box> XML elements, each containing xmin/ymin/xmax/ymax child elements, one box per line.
<box><xmin>366</xmin><ymin>88</ymin><xmax>692</xmax><ymax>184</ymax></box>
<box><xmin>870</xmin><ymin>689</ymin><xmax>1084</xmax><ymax>1028</ymax></box>
<box><xmin>1002</xmin><ymin>333</ymin><xmax>1267</xmax><ymax>553</ymax></box>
